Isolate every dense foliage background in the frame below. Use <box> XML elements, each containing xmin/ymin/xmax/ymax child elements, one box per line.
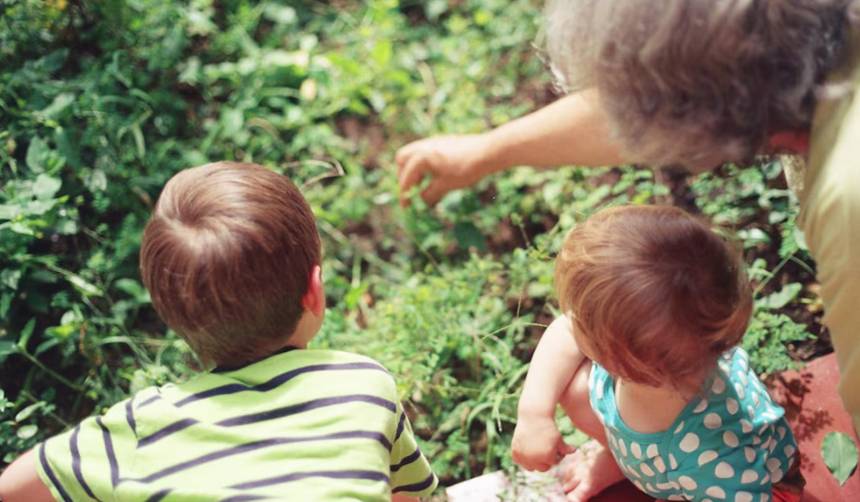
<box><xmin>1</xmin><ymin>0</ymin><xmax>829</xmax><ymax>489</ymax></box>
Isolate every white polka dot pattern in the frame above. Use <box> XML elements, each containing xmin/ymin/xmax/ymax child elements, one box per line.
<box><xmin>640</xmin><ymin>463</ymin><xmax>655</xmax><ymax>477</ymax></box>
<box><xmin>680</xmin><ymin>433</ymin><xmax>700</xmax><ymax>453</ymax></box>
<box><xmin>698</xmin><ymin>450</ymin><xmax>718</xmax><ymax>466</ymax></box>
<box><xmin>726</xmin><ymin>398</ymin><xmax>739</xmax><ymax>415</ymax></box>
<box><xmin>647</xmin><ymin>443</ymin><xmax>658</xmax><ymax>458</ymax></box>
<box><xmin>723</xmin><ymin>431</ymin><xmax>739</xmax><ymax>448</ymax></box>
<box><xmin>741</xmin><ymin>469</ymin><xmax>758</xmax><ymax>483</ymax></box>
<box><xmin>735</xmin><ymin>492</ymin><xmax>753</xmax><ymax>502</ymax></box>
<box><xmin>678</xmin><ymin>476</ymin><xmax>697</xmax><ymax>490</ymax></box>
<box><xmin>706</xmin><ymin>486</ymin><xmax>726</xmax><ymax>499</ymax></box>
<box><xmin>704</xmin><ymin>413</ymin><xmax>722</xmax><ymax>429</ymax></box>
<box><xmin>715</xmin><ymin>461</ymin><xmax>734</xmax><ymax>478</ymax></box>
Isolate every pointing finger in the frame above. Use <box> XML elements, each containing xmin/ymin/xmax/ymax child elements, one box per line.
<box><xmin>395</xmin><ymin>142</ymin><xmax>419</xmax><ymax>170</ymax></box>
<box><xmin>399</xmin><ymin>155</ymin><xmax>430</xmax><ymax>206</ymax></box>
<box><xmin>420</xmin><ymin>179</ymin><xmax>449</xmax><ymax>207</ymax></box>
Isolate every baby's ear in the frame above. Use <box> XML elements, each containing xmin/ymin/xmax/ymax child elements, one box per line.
<box><xmin>301</xmin><ymin>265</ymin><xmax>325</xmax><ymax>316</ymax></box>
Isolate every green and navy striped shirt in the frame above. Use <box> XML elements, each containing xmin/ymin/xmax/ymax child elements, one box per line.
<box><xmin>36</xmin><ymin>349</ymin><xmax>437</xmax><ymax>501</ymax></box>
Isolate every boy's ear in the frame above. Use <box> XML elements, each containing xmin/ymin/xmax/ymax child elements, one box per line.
<box><xmin>301</xmin><ymin>265</ymin><xmax>325</xmax><ymax>317</ymax></box>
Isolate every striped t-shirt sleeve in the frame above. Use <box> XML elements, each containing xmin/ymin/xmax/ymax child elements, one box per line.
<box><xmin>35</xmin><ymin>397</ymin><xmax>136</xmax><ymax>501</ymax></box>
<box><xmin>389</xmin><ymin>401</ymin><xmax>437</xmax><ymax>496</ymax></box>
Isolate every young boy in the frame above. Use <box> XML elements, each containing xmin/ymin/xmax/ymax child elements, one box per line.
<box><xmin>512</xmin><ymin>205</ymin><xmax>803</xmax><ymax>502</ymax></box>
<box><xmin>0</xmin><ymin>162</ymin><xmax>437</xmax><ymax>501</ymax></box>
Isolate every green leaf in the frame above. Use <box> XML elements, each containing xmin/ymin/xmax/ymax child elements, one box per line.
<box><xmin>16</xmin><ymin>424</ymin><xmax>38</xmax><ymax>440</ymax></box>
<box><xmin>15</xmin><ymin>403</ymin><xmax>41</xmax><ymax>422</ymax></box>
<box><xmin>39</xmin><ymin>92</ymin><xmax>75</xmax><ymax>119</ymax></box>
<box><xmin>822</xmin><ymin>431</ymin><xmax>859</xmax><ymax>485</ymax></box>
<box><xmin>424</xmin><ymin>0</ymin><xmax>448</xmax><ymax>20</ymax></box>
<box><xmin>453</xmin><ymin>221</ymin><xmax>487</xmax><ymax>252</ymax></box>
<box><xmin>344</xmin><ymin>283</ymin><xmax>369</xmax><ymax>310</ymax></box>
<box><xmin>85</xmin><ymin>169</ymin><xmax>108</xmax><ymax>193</ymax></box>
<box><xmin>0</xmin><ymin>293</ymin><xmax>12</xmax><ymax>319</ymax></box>
<box><xmin>46</xmin><ymin>323</ymin><xmax>76</xmax><ymax>339</ymax></box>
<box><xmin>17</xmin><ymin>318</ymin><xmax>36</xmax><ymax>352</ymax></box>
<box><xmin>759</xmin><ymin>283</ymin><xmax>802</xmax><ymax>310</ymax></box>
<box><xmin>186</xmin><ymin>8</ymin><xmax>216</xmax><ymax>35</ymax></box>
<box><xmin>114</xmin><ymin>278</ymin><xmax>149</xmax><ymax>302</ymax></box>
<box><xmin>0</xmin><ymin>204</ymin><xmax>19</xmax><ymax>220</ymax></box>
<box><xmin>263</xmin><ymin>4</ymin><xmax>296</xmax><ymax>24</ymax></box>
<box><xmin>0</xmin><ymin>340</ymin><xmax>18</xmax><ymax>363</ymax></box>
<box><xmin>474</xmin><ymin>9</ymin><xmax>492</xmax><ymax>26</ymax></box>
<box><xmin>1</xmin><ymin>269</ymin><xmax>22</xmax><ymax>290</ymax></box>
<box><xmin>9</xmin><ymin>221</ymin><xmax>36</xmax><ymax>236</ymax></box>
<box><xmin>32</xmin><ymin>173</ymin><xmax>62</xmax><ymax>200</ymax></box>
<box><xmin>221</xmin><ymin>108</ymin><xmax>244</xmax><ymax>136</ymax></box>
<box><xmin>371</xmin><ymin>40</ymin><xmax>392</xmax><ymax>67</ymax></box>
<box><xmin>67</xmin><ymin>273</ymin><xmax>103</xmax><ymax>297</ymax></box>
<box><xmin>26</xmin><ymin>137</ymin><xmax>49</xmax><ymax>172</ymax></box>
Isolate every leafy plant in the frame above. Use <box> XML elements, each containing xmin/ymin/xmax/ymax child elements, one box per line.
<box><xmin>0</xmin><ymin>0</ymin><xmax>827</xmax><ymax>489</ymax></box>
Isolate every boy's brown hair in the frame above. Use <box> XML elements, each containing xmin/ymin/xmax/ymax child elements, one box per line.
<box><xmin>139</xmin><ymin>162</ymin><xmax>321</xmax><ymax>367</ymax></box>
<box><xmin>555</xmin><ymin>205</ymin><xmax>752</xmax><ymax>388</ymax></box>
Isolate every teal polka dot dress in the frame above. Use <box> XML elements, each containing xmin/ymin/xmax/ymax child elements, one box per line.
<box><xmin>588</xmin><ymin>347</ymin><xmax>797</xmax><ymax>501</ymax></box>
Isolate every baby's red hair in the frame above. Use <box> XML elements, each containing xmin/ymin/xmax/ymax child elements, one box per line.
<box><xmin>555</xmin><ymin>205</ymin><xmax>752</xmax><ymax>388</ymax></box>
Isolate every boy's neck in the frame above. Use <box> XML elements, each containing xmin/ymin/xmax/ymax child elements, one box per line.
<box><xmin>288</xmin><ymin>312</ymin><xmax>322</xmax><ymax>349</ymax></box>
<box><xmin>212</xmin><ymin>311</ymin><xmax>322</xmax><ymax>372</ymax></box>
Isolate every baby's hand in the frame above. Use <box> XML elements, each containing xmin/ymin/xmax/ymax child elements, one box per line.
<box><xmin>512</xmin><ymin>414</ymin><xmax>575</xmax><ymax>472</ymax></box>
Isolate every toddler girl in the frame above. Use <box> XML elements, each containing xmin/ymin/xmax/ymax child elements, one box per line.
<box><xmin>512</xmin><ymin>205</ymin><xmax>803</xmax><ymax>502</ymax></box>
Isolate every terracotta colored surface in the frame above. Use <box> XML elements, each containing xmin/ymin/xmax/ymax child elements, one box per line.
<box><xmin>589</xmin><ymin>480</ymin><xmax>654</xmax><ymax>501</ymax></box>
<box><xmin>768</xmin><ymin>353</ymin><xmax>860</xmax><ymax>502</ymax></box>
<box><xmin>447</xmin><ymin>354</ymin><xmax>860</xmax><ymax>501</ymax></box>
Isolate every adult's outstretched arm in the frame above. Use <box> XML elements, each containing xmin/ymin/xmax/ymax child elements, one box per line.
<box><xmin>395</xmin><ymin>90</ymin><xmax>626</xmax><ymax>206</ymax></box>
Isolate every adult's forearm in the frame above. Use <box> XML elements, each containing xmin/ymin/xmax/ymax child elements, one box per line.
<box><xmin>481</xmin><ymin>90</ymin><xmax>626</xmax><ymax>174</ymax></box>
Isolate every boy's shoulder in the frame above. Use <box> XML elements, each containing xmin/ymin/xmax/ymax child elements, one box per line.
<box><xmin>115</xmin><ymin>349</ymin><xmax>397</xmax><ymax>415</ymax></box>
<box><xmin>288</xmin><ymin>348</ymin><xmax>393</xmax><ymax>380</ymax></box>
<box><xmin>307</xmin><ymin>349</ymin><xmax>398</xmax><ymax>394</ymax></box>
<box><xmin>306</xmin><ymin>348</ymin><xmax>389</xmax><ymax>368</ymax></box>
<box><xmin>201</xmin><ymin>348</ymin><xmax>397</xmax><ymax>398</ymax></box>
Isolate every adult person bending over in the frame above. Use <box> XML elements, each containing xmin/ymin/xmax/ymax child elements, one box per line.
<box><xmin>397</xmin><ymin>0</ymin><xmax>860</xmax><ymax>479</ymax></box>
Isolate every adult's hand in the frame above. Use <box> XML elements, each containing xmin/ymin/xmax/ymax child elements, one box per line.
<box><xmin>395</xmin><ymin>134</ymin><xmax>497</xmax><ymax>207</ymax></box>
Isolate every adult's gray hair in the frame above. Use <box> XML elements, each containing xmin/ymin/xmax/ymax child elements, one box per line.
<box><xmin>546</xmin><ymin>0</ymin><xmax>859</xmax><ymax>170</ymax></box>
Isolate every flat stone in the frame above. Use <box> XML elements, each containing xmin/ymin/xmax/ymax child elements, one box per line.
<box><xmin>445</xmin><ymin>470</ymin><xmax>566</xmax><ymax>501</ymax></box>
<box><xmin>445</xmin><ymin>467</ymin><xmax>650</xmax><ymax>501</ymax></box>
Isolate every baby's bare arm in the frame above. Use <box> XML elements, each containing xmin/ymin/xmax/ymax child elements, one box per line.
<box><xmin>512</xmin><ymin>315</ymin><xmax>586</xmax><ymax>471</ymax></box>
<box><xmin>0</xmin><ymin>449</ymin><xmax>54</xmax><ymax>502</ymax></box>
<box><xmin>518</xmin><ymin>315</ymin><xmax>585</xmax><ymax>418</ymax></box>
